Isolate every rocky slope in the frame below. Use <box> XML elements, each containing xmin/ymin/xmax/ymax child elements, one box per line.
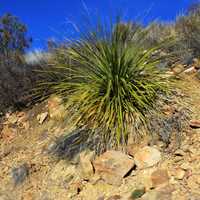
<box><xmin>0</xmin><ymin>68</ymin><xmax>200</xmax><ymax>200</ymax></box>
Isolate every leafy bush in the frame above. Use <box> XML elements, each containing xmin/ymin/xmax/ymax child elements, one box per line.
<box><xmin>37</xmin><ymin>20</ymin><xmax>171</xmax><ymax>148</ymax></box>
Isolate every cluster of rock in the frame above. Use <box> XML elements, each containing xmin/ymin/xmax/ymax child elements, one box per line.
<box><xmin>171</xmin><ymin>58</ymin><xmax>200</xmax><ymax>75</ymax></box>
<box><xmin>48</xmin><ymin>126</ymin><xmax>200</xmax><ymax>200</ymax></box>
<box><xmin>0</xmin><ymin>73</ymin><xmax>200</xmax><ymax>200</ymax></box>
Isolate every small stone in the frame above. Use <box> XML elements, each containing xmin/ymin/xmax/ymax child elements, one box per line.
<box><xmin>48</xmin><ymin>95</ymin><xmax>66</xmax><ymax>120</ymax></box>
<box><xmin>1</xmin><ymin>125</ymin><xmax>16</xmax><ymax>142</ymax></box>
<box><xmin>8</xmin><ymin>113</ymin><xmax>18</xmax><ymax>124</ymax></box>
<box><xmin>151</xmin><ymin>169</ymin><xmax>169</xmax><ymax>187</ymax></box>
<box><xmin>79</xmin><ymin>150</ymin><xmax>95</xmax><ymax>180</ymax></box>
<box><xmin>37</xmin><ymin>112</ymin><xmax>48</xmax><ymax>124</ymax></box>
<box><xmin>134</xmin><ymin>146</ymin><xmax>161</xmax><ymax>169</ymax></box>
<box><xmin>193</xmin><ymin>58</ymin><xmax>200</xmax><ymax>69</ymax></box>
<box><xmin>174</xmin><ymin>149</ymin><xmax>185</xmax><ymax>156</ymax></box>
<box><xmin>180</xmin><ymin>162</ymin><xmax>191</xmax><ymax>170</ymax></box>
<box><xmin>181</xmin><ymin>144</ymin><xmax>190</xmax><ymax>152</ymax></box>
<box><xmin>93</xmin><ymin>151</ymin><xmax>135</xmax><ymax>186</ymax></box>
<box><xmin>11</xmin><ymin>163</ymin><xmax>29</xmax><ymax>185</ymax></box>
<box><xmin>187</xmin><ymin>175</ymin><xmax>200</xmax><ymax>189</ymax></box>
<box><xmin>183</xmin><ymin>66</ymin><xmax>197</xmax><ymax>74</ymax></box>
<box><xmin>188</xmin><ymin>147</ymin><xmax>198</xmax><ymax>155</ymax></box>
<box><xmin>162</xmin><ymin>105</ymin><xmax>175</xmax><ymax>115</ymax></box>
<box><xmin>23</xmin><ymin>121</ymin><xmax>30</xmax><ymax>130</ymax></box>
<box><xmin>174</xmin><ymin>168</ymin><xmax>185</xmax><ymax>180</ymax></box>
<box><xmin>172</xmin><ymin>64</ymin><xmax>185</xmax><ymax>74</ymax></box>
<box><xmin>50</xmin><ymin>160</ymin><xmax>76</xmax><ymax>185</ymax></box>
<box><xmin>189</xmin><ymin>120</ymin><xmax>200</xmax><ymax>128</ymax></box>
<box><xmin>141</xmin><ymin>185</ymin><xmax>174</xmax><ymax>200</ymax></box>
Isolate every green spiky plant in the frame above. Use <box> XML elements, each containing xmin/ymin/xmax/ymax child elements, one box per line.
<box><xmin>36</xmin><ymin>19</ymin><xmax>172</xmax><ymax>149</ymax></box>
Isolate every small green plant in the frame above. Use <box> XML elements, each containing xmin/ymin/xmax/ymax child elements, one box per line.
<box><xmin>130</xmin><ymin>188</ymin><xmax>145</xmax><ymax>199</ymax></box>
<box><xmin>37</xmin><ymin>19</ymin><xmax>171</xmax><ymax>148</ymax></box>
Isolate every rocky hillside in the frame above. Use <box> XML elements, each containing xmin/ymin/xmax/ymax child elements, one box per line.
<box><xmin>0</xmin><ymin>67</ymin><xmax>200</xmax><ymax>200</ymax></box>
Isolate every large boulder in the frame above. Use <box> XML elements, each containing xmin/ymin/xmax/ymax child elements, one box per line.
<box><xmin>93</xmin><ymin>151</ymin><xmax>135</xmax><ymax>186</ymax></box>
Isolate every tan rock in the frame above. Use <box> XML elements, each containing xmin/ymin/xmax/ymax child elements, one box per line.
<box><xmin>79</xmin><ymin>151</ymin><xmax>95</xmax><ymax>180</ymax></box>
<box><xmin>78</xmin><ymin>182</ymin><xmax>114</xmax><ymax>200</ymax></box>
<box><xmin>1</xmin><ymin>125</ymin><xmax>16</xmax><ymax>142</ymax></box>
<box><xmin>180</xmin><ymin>162</ymin><xmax>191</xmax><ymax>170</ymax></box>
<box><xmin>50</xmin><ymin>160</ymin><xmax>76</xmax><ymax>185</ymax></box>
<box><xmin>151</xmin><ymin>169</ymin><xmax>169</xmax><ymax>188</ymax></box>
<box><xmin>193</xmin><ymin>58</ymin><xmax>200</xmax><ymax>69</ymax></box>
<box><xmin>189</xmin><ymin>119</ymin><xmax>200</xmax><ymax>128</ymax></box>
<box><xmin>37</xmin><ymin>112</ymin><xmax>48</xmax><ymax>124</ymax></box>
<box><xmin>187</xmin><ymin>175</ymin><xmax>200</xmax><ymax>190</ymax></box>
<box><xmin>174</xmin><ymin>168</ymin><xmax>185</xmax><ymax>180</ymax></box>
<box><xmin>174</xmin><ymin>149</ymin><xmax>185</xmax><ymax>156</ymax></box>
<box><xmin>48</xmin><ymin>95</ymin><xmax>66</xmax><ymax>120</ymax></box>
<box><xmin>7</xmin><ymin>113</ymin><xmax>18</xmax><ymax>124</ymax></box>
<box><xmin>134</xmin><ymin>168</ymin><xmax>155</xmax><ymax>190</ymax></box>
<box><xmin>134</xmin><ymin>146</ymin><xmax>161</xmax><ymax>169</ymax></box>
<box><xmin>172</xmin><ymin>64</ymin><xmax>185</xmax><ymax>74</ymax></box>
<box><xmin>93</xmin><ymin>151</ymin><xmax>134</xmax><ymax>186</ymax></box>
<box><xmin>183</xmin><ymin>67</ymin><xmax>197</xmax><ymax>74</ymax></box>
<box><xmin>162</xmin><ymin>105</ymin><xmax>175</xmax><ymax>115</ymax></box>
<box><xmin>141</xmin><ymin>185</ymin><xmax>174</xmax><ymax>200</ymax></box>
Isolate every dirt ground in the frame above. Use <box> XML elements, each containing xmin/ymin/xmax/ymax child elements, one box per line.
<box><xmin>0</xmin><ymin>73</ymin><xmax>199</xmax><ymax>200</ymax></box>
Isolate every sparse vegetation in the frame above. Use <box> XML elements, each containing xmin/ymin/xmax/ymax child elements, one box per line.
<box><xmin>0</xmin><ymin>13</ymin><xmax>38</xmax><ymax>113</ymax></box>
<box><xmin>175</xmin><ymin>2</ymin><xmax>200</xmax><ymax>58</ymax></box>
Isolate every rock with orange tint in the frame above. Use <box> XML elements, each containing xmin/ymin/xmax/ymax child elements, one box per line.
<box><xmin>1</xmin><ymin>125</ymin><xmax>16</xmax><ymax>142</ymax></box>
<box><xmin>189</xmin><ymin>120</ymin><xmax>200</xmax><ymax>128</ymax></box>
<box><xmin>174</xmin><ymin>168</ymin><xmax>185</xmax><ymax>180</ymax></box>
<box><xmin>151</xmin><ymin>169</ymin><xmax>169</xmax><ymax>187</ymax></box>
<box><xmin>93</xmin><ymin>151</ymin><xmax>134</xmax><ymax>186</ymax></box>
<box><xmin>162</xmin><ymin>105</ymin><xmax>175</xmax><ymax>116</ymax></box>
<box><xmin>134</xmin><ymin>146</ymin><xmax>161</xmax><ymax>169</ymax></box>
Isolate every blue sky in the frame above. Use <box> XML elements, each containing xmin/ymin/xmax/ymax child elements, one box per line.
<box><xmin>0</xmin><ymin>0</ymin><xmax>196</xmax><ymax>50</ymax></box>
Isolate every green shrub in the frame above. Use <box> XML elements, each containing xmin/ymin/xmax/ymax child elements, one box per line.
<box><xmin>37</xmin><ymin>20</ymin><xmax>171</xmax><ymax>148</ymax></box>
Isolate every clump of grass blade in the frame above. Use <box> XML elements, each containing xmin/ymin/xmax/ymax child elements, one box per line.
<box><xmin>37</xmin><ymin>19</ymin><xmax>172</xmax><ymax>149</ymax></box>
